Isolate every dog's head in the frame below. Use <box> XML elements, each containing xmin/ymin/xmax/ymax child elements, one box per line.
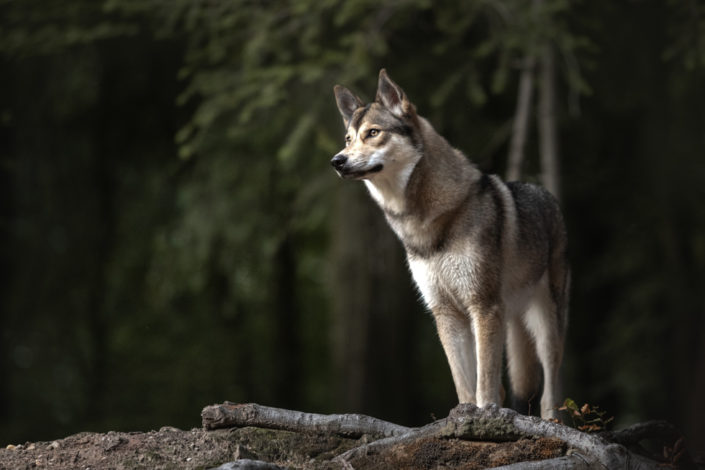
<box><xmin>331</xmin><ymin>69</ymin><xmax>420</xmax><ymax>180</ymax></box>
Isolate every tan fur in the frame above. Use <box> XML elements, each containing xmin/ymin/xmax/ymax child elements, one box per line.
<box><xmin>332</xmin><ymin>69</ymin><xmax>569</xmax><ymax>419</ymax></box>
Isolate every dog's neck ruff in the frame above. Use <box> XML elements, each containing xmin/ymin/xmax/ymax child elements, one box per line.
<box><xmin>364</xmin><ymin>154</ymin><xmax>420</xmax><ymax>216</ymax></box>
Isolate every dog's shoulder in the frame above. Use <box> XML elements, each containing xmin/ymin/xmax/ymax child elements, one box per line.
<box><xmin>505</xmin><ymin>180</ymin><xmax>565</xmax><ymax>246</ymax></box>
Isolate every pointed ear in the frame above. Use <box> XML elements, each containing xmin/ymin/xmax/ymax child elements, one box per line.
<box><xmin>334</xmin><ymin>85</ymin><xmax>363</xmax><ymax>127</ymax></box>
<box><xmin>375</xmin><ymin>69</ymin><xmax>414</xmax><ymax>118</ymax></box>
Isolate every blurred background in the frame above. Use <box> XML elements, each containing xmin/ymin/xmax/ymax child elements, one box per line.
<box><xmin>1</xmin><ymin>0</ymin><xmax>704</xmax><ymax>454</ymax></box>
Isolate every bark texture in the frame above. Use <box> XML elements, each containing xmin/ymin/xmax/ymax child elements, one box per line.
<box><xmin>201</xmin><ymin>402</ymin><xmax>411</xmax><ymax>438</ymax></box>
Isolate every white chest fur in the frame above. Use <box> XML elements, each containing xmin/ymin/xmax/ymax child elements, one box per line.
<box><xmin>407</xmin><ymin>252</ymin><xmax>481</xmax><ymax>311</ymax></box>
<box><xmin>408</xmin><ymin>257</ymin><xmax>436</xmax><ymax>307</ymax></box>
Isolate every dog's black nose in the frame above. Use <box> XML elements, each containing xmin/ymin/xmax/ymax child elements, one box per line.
<box><xmin>331</xmin><ymin>154</ymin><xmax>348</xmax><ymax>170</ymax></box>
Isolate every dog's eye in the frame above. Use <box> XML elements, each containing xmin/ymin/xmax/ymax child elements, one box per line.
<box><xmin>344</xmin><ymin>135</ymin><xmax>351</xmax><ymax>146</ymax></box>
<box><xmin>368</xmin><ymin>129</ymin><xmax>380</xmax><ymax>138</ymax></box>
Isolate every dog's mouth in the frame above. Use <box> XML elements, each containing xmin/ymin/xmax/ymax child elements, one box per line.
<box><xmin>338</xmin><ymin>164</ymin><xmax>384</xmax><ymax>180</ymax></box>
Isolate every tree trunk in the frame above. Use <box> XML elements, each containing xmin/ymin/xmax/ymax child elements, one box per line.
<box><xmin>330</xmin><ymin>183</ymin><xmax>416</xmax><ymax>420</ymax></box>
<box><xmin>331</xmin><ymin>185</ymin><xmax>375</xmax><ymax>413</ymax></box>
<box><xmin>272</xmin><ymin>234</ymin><xmax>301</xmax><ymax>409</ymax></box>
<box><xmin>538</xmin><ymin>43</ymin><xmax>561</xmax><ymax>200</ymax></box>
<box><xmin>506</xmin><ymin>54</ymin><xmax>535</xmax><ymax>182</ymax></box>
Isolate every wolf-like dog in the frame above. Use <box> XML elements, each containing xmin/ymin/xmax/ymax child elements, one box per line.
<box><xmin>331</xmin><ymin>69</ymin><xmax>569</xmax><ymax>419</ymax></box>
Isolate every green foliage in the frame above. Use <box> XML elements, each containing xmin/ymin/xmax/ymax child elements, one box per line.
<box><xmin>559</xmin><ymin>399</ymin><xmax>614</xmax><ymax>433</ymax></box>
<box><xmin>0</xmin><ymin>0</ymin><xmax>138</xmax><ymax>57</ymax></box>
<box><xmin>664</xmin><ymin>0</ymin><xmax>705</xmax><ymax>69</ymax></box>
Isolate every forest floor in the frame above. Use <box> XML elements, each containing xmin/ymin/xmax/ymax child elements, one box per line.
<box><xmin>0</xmin><ymin>425</ymin><xmax>568</xmax><ymax>470</ymax></box>
<box><xmin>2</xmin><ymin>401</ymin><xmax>694</xmax><ymax>470</ymax></box>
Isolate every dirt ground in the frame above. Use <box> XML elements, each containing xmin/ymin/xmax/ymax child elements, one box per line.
<box><xmin>0</xmin><ymin>425</ymin><xmax>567</xmax><ymax>470</ymax></box>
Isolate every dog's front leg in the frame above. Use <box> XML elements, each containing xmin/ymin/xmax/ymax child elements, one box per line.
<box><xmin>471</xmin><ymin>305</ymin><xmax>506</xmax><ymax>408</ymax></box>
<box><xmin>433</xmin><ymin>307</ymin><xmax>476</xmax><ymax>404</ymax></box>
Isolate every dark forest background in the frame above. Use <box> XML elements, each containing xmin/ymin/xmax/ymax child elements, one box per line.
<box><xmin>1</xmin><ymin>0</ymin><xmax>704</xmax><ymax>455</ymax></box>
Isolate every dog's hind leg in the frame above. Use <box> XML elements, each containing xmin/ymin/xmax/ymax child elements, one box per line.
<box><xmin>506</xmin><ymin>316</ymin><xmax>541</xmax><ymax>415</ymax></box>
<box><xmin>433</xmin><ymin>307</ymin><xmax>477</xmax><ymax>404</ymax></box>
<box><xmin>524</xmin><ymin>273</ymin><xmax>564</xmax><ymax>419</ymax></box>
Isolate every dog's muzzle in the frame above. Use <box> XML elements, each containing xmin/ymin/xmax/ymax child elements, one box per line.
<box><xmin>331</xmin><ymin>153</ymin><xmax>383</xmax><ymax>179</ymax></box>
<box><xmin>331</xmin><ymin>153</ymin><xmax>348</xmax><ymax>171</ymax></box>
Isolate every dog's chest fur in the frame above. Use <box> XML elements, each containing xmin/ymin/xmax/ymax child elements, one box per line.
<box><xmin>368</xmin><ymin>161</ymin><xmax>542</xmax><ymax>316</ymax></box>
<box><xmin>407</xmin><ymin>250</ymin><xmax>483</xmax><ymax>311</ymax></box>
<box><xmin>369</xmin><ymin>172</ymin><xmax>512</xmax><ymax>311</ymax></box>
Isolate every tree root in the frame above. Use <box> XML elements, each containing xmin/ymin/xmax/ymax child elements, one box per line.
<box><xmin>201</xmin><ymin>402</ymin><xmax>411</xmax><ymax>439</ymax></box>
<box><xmin>202</xmin><ymin>402</ymin><xmax>688</xmax><ymax>469</ymax></box>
